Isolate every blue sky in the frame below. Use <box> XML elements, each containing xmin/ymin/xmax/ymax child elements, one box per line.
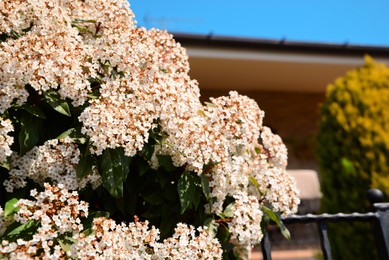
<box><xmin>130</xmin><ymin>0</ymin><xmax>389</xmax><ymax>47</ymax></box>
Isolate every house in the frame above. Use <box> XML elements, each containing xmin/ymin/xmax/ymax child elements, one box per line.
<box><xmin>174</xmin><ymin>33</ymin><xmax>389</xmax><ymax>170</ymax></box>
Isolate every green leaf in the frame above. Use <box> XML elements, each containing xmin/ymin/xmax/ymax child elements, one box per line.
<box><xmin>137</xmin><ymin>158</ymin><xmax>150</xmax><ymax>176</ymax></box>
<box><xmin>20</xmin><ymin>104</ymin><xmax>46</xmax><ymax>119</ymax></box>
<box><xmin>76</xmin><ymin>154</ymin><xmax>94</xmax><ymax>179</ymax></box>
<box><xmin>4</xmin><ymin>198</ymin><xmax>19</xmax><ymax>218</ymax></box>
<box><xmin>43</xmin><ymin>90</ymin><xmax>71</xmax><ymax>117</ymax></box>
<box><xmin>204</xmin><ymin>217</ymin><xmax>219</xmax><ymax>238</ymax></box>
<box><xmin>58</xmin><ymin>235</ymin><xmax>76</xmax><ymax>252</ymax></box>
<box><xmin>249</xmin><ymin>176</ymin><xmax>264</xmax><ymax>197</ymax></box>
<box><xmin>0</xmin><ymin>157</ymin><xmax>11</xmax><ymax>170</ymax></box>
<box><xmin>82</xmin><ymin>211</ymin><xmax>110</xmax><ymax>236</ymax></box>
<box><xmin>280</xmin><ymin>221</ymin><xmax>291</xmax><ymax>240</ymax></box>
<box><xmin>160</xmin><ymin>214</ymin><xmax>176</xmax><ymax>239</ymax></box>
<box><xmin>72</xmin><ymin>19</ymin><xmax>97</xmax><ymax>24</ymax></box>
<box><xmin>19</xmin><ymin>112</ymin><xmax>42</xmax><ymax>155</ymax></box>
<box><xmin>98</xmin><ymin>148</ymin><xmax>131</xmax><ymax>198</ymax></box>
<box><xmin>221</xmin><ymin>202</ymin><xmax>235</xmax><ymax>218</ymax></box>
<box><xmin>144</xmin><ymin>191</ymin><xmax>165</xmax><ymax>206</ymax></box>
<box><xmin>341</xmin><ymin>157</ymin><xmax>356</xmax><ymax>175</ymax></box>
<box><xmin>177</xmin><ymin>171</ymin><xmax>198</xmax><ymax>214</ymax></box>
<box><xmin>262</xmin><ymin>206</ymin><xmax>291</xmax><ymax>240</ymax></box>
<box><xmin>157</xmin><ymin>155</ymin><xmax>176</xmax><ymax>172</ymax></box>
<box><xmin>201</xmin><ymin>173</ymin><xmax>211</xmax><ymax>201</ymax></box>
<box><xmin>1</xmin><ymin>220</ymin><xmax>40</xmax><ymax>242</ymax></box>
<box><xmin>57</xmin><ymin>128</ymin><xmax>87</xmax><ymax>144</ymax></box>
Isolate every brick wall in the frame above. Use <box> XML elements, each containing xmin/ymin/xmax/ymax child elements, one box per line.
<box><xmin>200</xmin><ymin>89</ymin><xmax>326</xmax><ymax>170</ymax></box>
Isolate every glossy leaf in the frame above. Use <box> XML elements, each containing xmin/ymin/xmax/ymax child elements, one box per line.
<box><xmin>99</xmin><ymin>148</ymin><xmax>131</xmax><ymax>198</ymax></box>
<box><xmin>201</xmin><ymin>173</ymin><xmax>211</xmax><ymax>201</ymax></box>
<box><xmin>20</xmin><ymin>104</ymin><xmax>46</xmax><ymax>119</ymax></box>
<box><xmin>177</xmin><ymin>171</ymin><xmax>197</xmax><ymax>214</ymax></box>
<box><xmin>43</xmin><ymin>90</ymin><xmax>71</xmax><ymax>117</ymax></box>
<box><xmin>262</xmin><ymin>206</ymin><xmax>291</xmax><ymax>240</ymax></box>
<box><xmin>57</xmin><ymin>128</ymin><xmax>87</xmax><ymax>144</ymax></box>
<box><xmin>76</xmin><ymin>154</ymin><xmax>94</xmax><ymax>179</ymax></box>
<box><xmin>4</xmin><ymin>198</ymin><xmax>19</xmax><ymax>218</ymax></box>
<box><xmin>19</xmin><ymin>112</ymin><xmax>42</xmax><ymax>155</ymax></box>
<box><xmin>204</xmin><ymin>217</ymin><xmax>219</xmax><ymax>238</ymax></box>
<box><xmin>157</xmin><ymin>155</ymin><xmax>175</xmax><ymax>172</ymax></box>
<box><xmin>1</xmin><ymin>220</ymin><xmax>40</xmax><ymax>242</ymax></box>
<box><xmin>221</xmin><ymin>202</ymin><xmax>235</xmax><ymax>218</ymax></box>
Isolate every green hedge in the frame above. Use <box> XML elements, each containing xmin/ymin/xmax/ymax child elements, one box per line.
<box><xmin>317</xmin><ymin>56</ymin><xmax>389</xmax><ymax>260</ymax></box>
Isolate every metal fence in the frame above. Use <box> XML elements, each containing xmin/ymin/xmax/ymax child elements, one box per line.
<box><xmin>261</xmin><ymin>189</ymin><xmax>389</xmax><ymax>260</ymax></box>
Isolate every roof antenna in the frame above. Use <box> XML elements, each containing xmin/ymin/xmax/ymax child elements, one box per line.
<box><xmin>207</xmin><ymin>31</ymin><xmax>213</xmax><ymax>41</ymax></box>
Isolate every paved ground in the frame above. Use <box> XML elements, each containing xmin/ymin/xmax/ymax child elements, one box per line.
<box><xmin>250</xmin><ymin>248</ymin><xmax>320</xmax><ymax>260</ymax></box>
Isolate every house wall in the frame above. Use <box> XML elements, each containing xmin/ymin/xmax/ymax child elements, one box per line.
<box><xmin>200</xmin><ymin>89</ymin><xmax>326</xmax><ymax>170</ymax></box>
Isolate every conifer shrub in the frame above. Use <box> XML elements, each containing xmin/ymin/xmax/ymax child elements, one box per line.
<box><xmin>317</xmin><ymin>56</ymin><xmax>389</xmax><ymax>260</ymax></box>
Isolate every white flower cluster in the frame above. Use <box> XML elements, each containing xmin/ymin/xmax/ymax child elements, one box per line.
<box><xmin>0</xmin><ymin>183</ymin><xmax>88</xmax><ymax>259</ymax></box>
<box><xmin>0</xmin><ymin>184</ymin><xmax>222</xmax><ymax>259</ymax></box>
<box><xmin>1</xmin><ymin>0</ymin><xmax>300</xmax><ymax>255</ymax></box>
<box><xmin>71</xmin><ymin>218</ymin><xmax>222</xmax><ymax>259</ymax></box>
<box><xmin>4</xmin><ymin>139</ymin><xmax>101</xmax><ymax>192</ymax></box>
<box><xmin>228</xmin><ymin>192</ymin><xmax>264</xmax><ymax>245</ymax></box>
<box><xmin>0</xmin><ymin>117</ymin><xmax>13</xmax><ymax>163</ymax></box>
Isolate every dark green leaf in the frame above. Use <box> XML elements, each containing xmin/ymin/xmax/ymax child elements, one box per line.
<box><xmin>98</xmin><ymin>148</ymin><xmax>131</xmax><ymax>198</ymax></box>
<box><xmin>201</xmin><ymin>173</ymin><xmax>211</xmax><ymax>201</ymax></box>
<box><xmin>216</xmin><ymin>223</ymin><xmax>231</xmax><ymax>244</ymax></box>
<box><xmin>76</xmin><ymin>154</ymin><xmax>94</xmax><ymax>179</ymax></box>
<box><xmin>142</xmin><ymin>210</ymin><xmax>162</xmax><ymax>219</ymax></box>
<box><xmin>160</xmin><ymin>215</ymin><xmax>176</xmax><ymax>239</ymax></box>
<box><xmin>144</xmin><ymin>191</ymin><xmax>165</xmax><ymax>205</ymax></box>
<box><xmin>177</xmin><ymin>171</ymin><xmax>197</xmax><ymax>214</ymax></box>
<box><xmin>1</xmin><ymin>220</ymin><xmax>40</xmax><ymax>242</ymax></box>
<box><xmin>82</xmin><ymin>211</ymin><xmax>110</xmax><ymax>236</ymax></box>
<box><xmin>19</xmin><ymin>112</ymin><xmax>42</xmax><ymax>155</ymax></box>
<box><xmin>4</xmin><ymin>198</ymin><xmax>19</xmax><ymax>218</ymax></box>
<box><xmin>57</xmin><ymin>128</ymin><xmax>87</xmax><ymax>144</ymax></box>
<box><xmin>137</xmin><ymin>158</ymin><xmax>150</xmax><ymax>176</ymax></box>
<box><xmin>20</xmin><ymin>104</ymin><xmax>46</xmax><ymax>119</ymax></box>
<box><xmin>157</xmin><ymin>155</ymin><xmax>176</xmax><ymax>172</ymax></box>
<box><xmin>43</xmin><ymin>90</ymin><xmax>71</xmax><ymax>117</ymax></box>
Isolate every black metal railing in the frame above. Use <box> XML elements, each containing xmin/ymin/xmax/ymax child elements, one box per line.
<box><xmin>261</xmin><ymin>189</ymin><xmax>389</xmax><ymax>260</ymax></box>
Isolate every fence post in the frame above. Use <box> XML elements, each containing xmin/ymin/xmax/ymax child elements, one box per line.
<box><xmin>368</xmin><ymin>189</ymin><xmax>389</xmax><ymax>260</ymax></box>
<box><xmin>261</xmin><ymin>230</ymin><xmax>272</xmax><ymax>260</ymax></box>
<box><xmin>372</xmin><ymin>203</ymin><xmax>389</xmax><ymax>260</ymax></box>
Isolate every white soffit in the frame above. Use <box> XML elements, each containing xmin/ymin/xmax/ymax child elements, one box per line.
<box><xmin>186</xmin><ymin>46</ymin><xmax>389</xmax><ymax>66</ymax></box>
<box><xmin>184</xmin><ymin>46</ymin><xmax>389</xmax><ymax>93</ymax></box>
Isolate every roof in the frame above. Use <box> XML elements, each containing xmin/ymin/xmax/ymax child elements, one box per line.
<box><xmin>173</xmin><ymin>33</ymin><xmax>389</xmax><ymax>93</ymax></box>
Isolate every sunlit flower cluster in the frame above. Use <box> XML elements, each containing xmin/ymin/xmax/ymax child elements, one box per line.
<box><xmin>0</xmin><ymin>0</ymin><xmax>300</xmax><ymax>257</ymax></box>
<box><xmin>0</xmin><ymin>184</ymin><xmax>222</xmax><ymax>259</ymax></box>
<box><xmin>71</xmin><ymin>217</ymin><xmax>222</xmax><ymax>259</ymax></box>
<box><xmin>0</xmin><ymin>183</ymin><xmax>88</xmax><ymax>259</ymax></box>
<box><xmin>0</xmin><ymin>118</ymin><xmax>13</xmax><ymax>163</ymax></box>
<box><xmin>4</xmin><ymin>139</ymin><xmax>101</xmax><ymax>192</ymax></box>
<box><xmin>227</xmin><ymin>192</ymin><xmax>264</xmax><ymax>245</ymax></box>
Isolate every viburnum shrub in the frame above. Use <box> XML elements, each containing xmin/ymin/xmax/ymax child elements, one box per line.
<box><xmin>0</xmin><ymin>0</ymin><xmax>299</xmax><ymax>259</ymax></box>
